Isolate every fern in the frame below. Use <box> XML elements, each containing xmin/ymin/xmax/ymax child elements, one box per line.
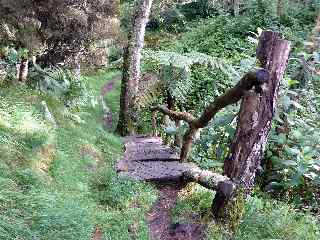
<box><xmin>29</xmin><ymin>65</ymin><xmax>89</xmax><ymax>108</ymax></box>
<box><xmin>140</xmin><ymin>50</ymin><xmax>242</xmax><ymax>107</ymax></box>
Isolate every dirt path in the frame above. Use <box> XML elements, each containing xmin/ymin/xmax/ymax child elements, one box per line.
<box><xmin>148</xmin><ymin>183</ymin><xmax>206</xmax><ymax>240</ymax></box>
<box><xmin>117</xmin><ymin>135</ymin><xmax>206</xmax><ymax>240</ymax></box>
<box><xmin>100</xmin><ymin>75</ymin><xmax>206</xmax><ymax>239</ymax></box>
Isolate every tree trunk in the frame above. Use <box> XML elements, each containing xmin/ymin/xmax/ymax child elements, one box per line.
<box><xmin>233</xmin><ymin>0</ymin><xmax>240</xmax><ymax>16</ymax></box>
<box><xmin>277</xmin><ymin>0</ymin><xmax>284</xmax><ymax>18</ymax></box>
<box><xmin>18</xmin><ymin>58</ymin><xmax>29</xmax><ymax>82</ymax></box>
<box><xmin>74</xmin><ymin>53</ymin><xmax>81</xmax><ymax>82</ymax></box>
<box><xmin>116</xmin><ymin>0</ymin><xmax>153</xmax><ymax>136</ymax></box>
<box><xmin>180</xmin><ymin>128</ymin><xmax>198</xmax><ymax>161</ymax></box>
<box><xmin>212</xmin><ymin>31</ymin><xmax>291</xmax><ymax>229</ymax></box>
<box><xmin>174</xmin><ymin>120</ymin><xmax>182</xmax><ymax>147</ymax></box>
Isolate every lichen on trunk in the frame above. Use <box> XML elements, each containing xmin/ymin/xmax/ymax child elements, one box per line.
<box><xmin>116</xmin><ymin>0</ymin><xmax>154</xmax><ymax>136</ymax></box>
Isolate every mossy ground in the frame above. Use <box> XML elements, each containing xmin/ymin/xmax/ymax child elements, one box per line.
<box><xmin>0</xmin><ymin>70</ymin><xmax>156</xmax><ymax>240</ymax></box>
<box><xmin>171</xmin><ymin>185</ymin><xmax>320</xmax><ymax>240</ymax></box>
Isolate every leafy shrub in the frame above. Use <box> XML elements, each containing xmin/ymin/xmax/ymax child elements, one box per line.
<box><xmin>28</xmin><ymin>65</ymin><xmax>88</xmax><ymax>107</ymax></box>
<box><xmin>108</xmin><ymin>46</ymin><xmax>123</xmax><ymax>63</ymax></box>
<box><xmin>160</xmin><ymin>8</ymin><xmax>187</xmax><ymax>33</ymax></box>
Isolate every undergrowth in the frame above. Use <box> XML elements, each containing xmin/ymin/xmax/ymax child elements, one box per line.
<box><xmin>171</xmin><ymin>186</ymin><xmax>320</xmax><ymax>240</ymax></box>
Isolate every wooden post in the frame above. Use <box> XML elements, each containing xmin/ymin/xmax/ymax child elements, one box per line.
<box><xmin>212</xmin><ymin>31</ymin><xmax>291</xmax><ymax>229</ymax></box>
<box><xmin>18</xmin><ymin>58</ymin><xmax>29</xmax><ymax>82</ymax></box>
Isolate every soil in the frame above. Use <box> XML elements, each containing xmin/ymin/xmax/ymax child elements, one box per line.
<box><xmin>147</xmin><ymin>182</ymin><xmax>206</xmax><ymax>240</ymax></box>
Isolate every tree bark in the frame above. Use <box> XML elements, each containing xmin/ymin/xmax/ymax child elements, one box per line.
<box><xmin>233</xmin><ymin>0</ymin><xmax>240</xmax><ymax>16</ymax></box>
<box><xmin>18</xmin><ymin>58</ymin><xmax>29</xmax><ymax>82</ymax></box>
<box><xmin>116</xmin><ymin>0</ymin><xmax>153</xmax><ymax>136</ymax></box>
<box><xmin>212</xmin><ymin>31</ymin><xmax>291</xmax><ymax>225</ymax></box>
<box><xmin>183</xmin><ymin>166</ymin><xmax>235</xmax><ymax>195</ymax></box>
<box><xmin>277</xmin><ymin>0</ymin><xmax>284</xmax><ymax>18</ymax></box>
<box><xmin>174</xmin><ymin>120</ymin><xmax>182</xmax><ymax>147</ymax></box>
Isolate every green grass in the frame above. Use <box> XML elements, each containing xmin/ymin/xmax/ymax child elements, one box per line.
<box><xmin>171</xmin><ymin>186</ymin><xmax>320</xmax><ymax>240</ymax></box>
<box><xmin>0</xmin><ymin>69</ymin><xmax>156</xmax><ymax>240</ymax></box>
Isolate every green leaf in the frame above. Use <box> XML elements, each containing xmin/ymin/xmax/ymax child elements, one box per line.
<box><xmin>291</xmin><ymin>130</ymin><xmax>302</xmax><ymax>140</ymax></box>
<box><xmin>285</xmin><ymin>147</ymin><xmax>300</xmax><ymax>156</ymax></box>
<box><xmin>164</xmin><ymin>126</ymin><xmax>177</xmax><ymax>135</ymax></box>
<box><xmin>209</xmin><ymin>161</ymin><xmax>224</xmax><ymax>167</ymax></box>
<box><xmin>291</xmin><ymin>101</ymin><xmax>304</xmax><ymax>110</ymax></box>
<box><xmin>281</xmin><ymin>95</ymin><xmax>291</xmax><ymax>110</ymax></box>
<box><xmin>277</xmin><ymin>133</ymin><xmax>287</xmax><ymax>145</ymax></box>
<box><xmin>287</xmin><ymin>79</ymin><xmax>299</xmax><ymax>87</ymax></box>
<box><xmin>282</xmin><ymin>160</ymin><xmax>297</xmax><ymax>166</ymax></box>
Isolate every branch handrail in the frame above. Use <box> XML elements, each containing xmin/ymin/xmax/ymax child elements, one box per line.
<box><xmin>151</xmin><ymin>69</ymin><xmax>270</xmax><ymax>162</ymax></box>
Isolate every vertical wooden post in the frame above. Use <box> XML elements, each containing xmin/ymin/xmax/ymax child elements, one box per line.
<box><xmin>18</xmin><ymin>58</ymin><xmax>29</xmax><ymax>82</ymax></box>
<box><xmin>152</xmin><ymin>110</ymin><xmax>158</xmax><ymax>136</ymax></box>
<box><xmin>212</xmin><ymin>31</ymin><xmax>291</xmax><ymax>228</ymax></box>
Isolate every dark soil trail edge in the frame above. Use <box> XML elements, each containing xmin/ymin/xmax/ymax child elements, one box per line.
<box><xmin>147</xmin><ymin>182</ymin><xmax>206</xmax><ymax>240</ymax></box>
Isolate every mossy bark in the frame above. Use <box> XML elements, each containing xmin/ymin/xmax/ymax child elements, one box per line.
<box><xmin>212</xmin><ymin>187</ymin><xmax>245</xmax><ymax>233</ymax></box>
<box><xmin>116</xmin><ymin>0</ymin><xmax>153</xmax><ymax>136</ymax></box>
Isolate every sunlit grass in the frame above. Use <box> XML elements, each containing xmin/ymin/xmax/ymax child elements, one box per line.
<box><xmin>0</xmin><ymin>70</ymin><xmax>156</xmax><ymax>240</ymax></box>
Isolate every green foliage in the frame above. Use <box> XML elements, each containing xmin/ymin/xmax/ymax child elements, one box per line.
<box><xmin>142</xmin><ymin>50</ymin><xmax>237</xmax><ymax>107</ymax></box>
<box><xmin>263</xmin><ymin>81</ymin><xmax>320</xmax><ymax>211</ymax></box>
<box><xmin>159</xmin><ymin>8</ymin><xmax>187</xmax><ymax>33</ymax></box>
<box><xmin>235</xmin><ymin>196</ymin><xmax>320</xmax><ymax>240</ymax></box>
<box><xmin>28</xmin><ymin>65</ymin><xmax>88</xmax><ymax>108</ymax></box>
<box><xmin>192</xmin><ymin>108</ymin><xmax>237</xmax><ymax>170</ymax></box>
<box><xmin>167</xmin><ymin>15</ymin><xmax>255</xmax><ymax>62</ymax></box>
<box><xmin>108</xmin><ymin>46</ymin><xmax>123</xmax><ymax>63</ymax></box>
<box><xmin>0</xmin><ymin>70</ymin><xmax>156</xmax><ymax>239</ymax></box>
<box><xmin>172</xmin><ymin>187</ymin><xmax>320</xmax><ymax>240</ymax></box>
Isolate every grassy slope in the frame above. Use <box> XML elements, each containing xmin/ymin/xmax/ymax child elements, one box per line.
<box><xmin>0</xmin><ymin>70</ymin><xmax>156</xmax><ymax>240</ymax></box>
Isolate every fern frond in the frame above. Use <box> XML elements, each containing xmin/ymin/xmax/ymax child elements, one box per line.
<box><xmin>142</xmin><ymin>50</ymin><xmax>239</xmax><ymax>105</ymax></box>
<box><xmin>136</xmin><ymin>72</ymin><xmax>163</xmax><ymax>107</ymax></box>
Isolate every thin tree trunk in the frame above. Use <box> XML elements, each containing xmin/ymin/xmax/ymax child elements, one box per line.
<box><xmin>180</xmin><ymin>128</ymin><xmax>198</xmax><ymax>161</ymax></box>
<box><xmin>174</xmin><ymin>120</ymin><xmax>182</xmax><ymax>147</ymax></box>
<box><xmin>233</xmin><ymin>0</ymin><xmax>240</xmax><ymax>16</ymax></box>
<box><xmin>116</xmin><ymin>0</ymin><xmax>153</xmax><ymax>136</ymax></box>
<box><xmin>18</xmin><ymin>58</ymin><xmax>29</xmax><ymax>82</ymax></box>
<box><xmin>277</xmin><ymin>0</ymin><xmax>284</xmax><ymax>18</ymax></box>
<box><xmin>74</xmin><ymin>53</ymin><xmax>81</xmax><ymax>82</ymax></box>
<box><xmin>212</xmin><ymin>31</ymin><xmax>291</xmax><ymax>229</ymax></box>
